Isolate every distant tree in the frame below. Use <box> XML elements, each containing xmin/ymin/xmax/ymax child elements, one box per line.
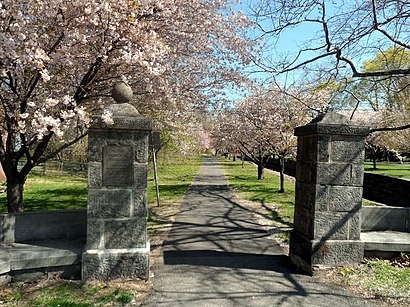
<box><xmin>336</xmin><ymin>47</ymin><xmax>410</xmax><ymax>112</ymax></box>
<box><xmin>347</xmin><ymin>110</ymin><xmax>389</xmax><ymax>169</ymax></box>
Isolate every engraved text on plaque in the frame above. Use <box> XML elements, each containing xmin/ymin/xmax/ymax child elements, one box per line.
<box><xmin>103</xmin><ymin>145</ymin><xmax>133</xmax><ymax>186</ymax></box>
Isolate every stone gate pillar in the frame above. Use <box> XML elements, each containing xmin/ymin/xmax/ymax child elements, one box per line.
<box><xmin>82</xmin><ymin>82</ymin><xmax>151</xmax><ymax>281</ymax></box>
<box><xmin>289</xmin><ymin>113</ymin><xmax>369</xmax><ymax>274</ymax></box>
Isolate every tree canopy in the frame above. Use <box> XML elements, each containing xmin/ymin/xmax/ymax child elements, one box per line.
<box><xmin>0</xmin><ymin>0</ymin><xmax>255</xmax><ymax>212</ymax></box>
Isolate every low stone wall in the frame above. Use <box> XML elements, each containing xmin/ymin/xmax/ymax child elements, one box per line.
<box><xmin>0</xmin><ymin>210</ymin><xmax>87</xmax><ymax>244</ymax></box>
<box><xmin>0</xmin><ymin>210</ymin><xmax>86</xmax><ymax>284</ymax></box>
<box><xmin>262</xmin><ymin>158</ymin><xmax>409</xmax><ymax>208</ymax></box>
<box><xmin>361</xmin><ymin>206</ymin><xmax>410</xmax><ymax>232</ymax></box>
<box><xmin>265</xmin><ymin>159</ymin><xmax>296</xmax><ymax>177</ymax></box>
<box><xmin>363</xmin><ymin>173</ymin><xmax>410</xmax><ymax>207</ymax></box>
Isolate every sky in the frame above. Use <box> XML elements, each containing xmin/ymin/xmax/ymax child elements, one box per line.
<box><xmin>222</xmin><ymin>0</ymin><xmax>407</xmax><ymax>108</ymax></box>
<box><xmin>232</xmin><ymin>0</ymin><xmax>380</xmax><ymax>84</ymax></box>
<box><xmin>232</xmin><ymin>0</ymin><xmax>323</xmax><ymax>83</ymax></box>
<box><xmin>224</xmin><ymin>0</ymin><xmax>322</xmax><ymax>101</ymax></box>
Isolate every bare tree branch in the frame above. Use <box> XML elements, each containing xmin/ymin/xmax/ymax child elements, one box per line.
<box><xmin>371</xmin><ymin>124</ymin><xmax>410</xmax><ymax>133</ymax></box>
<box><xmin>38</xmin><ymin>133</ymin><xmax>88</xmax><ymax>164</ymax></box>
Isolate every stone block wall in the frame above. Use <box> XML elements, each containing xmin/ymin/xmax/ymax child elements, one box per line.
<box><xmin>0</xmin><ymin>210</ymin><xmax>86</xmax><ymax>245</ymax></box>
<box><xmin>361</xmin><ymin>206</ymin><xmax>410</xmax><ymax>232</ymax></box>
<box><xmin>289</xmin><ymin>113</ymin><xmax>369</xmax><ymax>274</ymax></box>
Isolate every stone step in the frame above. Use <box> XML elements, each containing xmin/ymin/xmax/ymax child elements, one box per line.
<box><xmin>10</xmin><ymin>241</ymin><xmax>84</xmax><ymax>271</ymax></box>
<box><xmin>0</xmin><ymin>240</ymin><xmax>84</xmax><ymax>279</ymax></box>
<box><xmin>361</xmin><ymin>231</ymin><xmax>410</xmax><ymax>257</ymax></box>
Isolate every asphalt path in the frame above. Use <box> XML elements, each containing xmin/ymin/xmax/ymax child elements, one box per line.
<box><xmin>141</xmin><ymin>156</ymin><xmax>376</xmax><ymax>307</ymax></box>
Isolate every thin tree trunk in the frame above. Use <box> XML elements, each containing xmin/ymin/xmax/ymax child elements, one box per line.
<box><xmin>279</xmin><ymin>157</ymin><xmax>285</xmax><ymax>193</ymax></box>
<box><xmin>372</xmin><ymin>158</ymin><xmax>377</xmax><ymax>169</ymax></box>
<box><xmin>241</xmin><ymin>154</ymin><xmax>245</xmax><ymax>168</ymax></box>
<box><xmin>233</xmin><ymin>155</ymin><xmax>236</xmax><ymax>162</ymax></box>
<box><xmin>257</xmin><ymin>162</ymin><xmax>264</xmax><ymax>180</ymax></box>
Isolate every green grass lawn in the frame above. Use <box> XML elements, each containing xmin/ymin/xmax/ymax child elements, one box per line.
<box><xmin>147</xmin><ymin>156</ymin><xmax>202</xmax><ymax>231</ymax></box>
<box><xmin>338</xmin><ymin>256</ymin><xmax>410</xmax><ymax>306</ymax></box>
<box><xmin>0</xmin><ymin>156</ymin><xmax>202</xmax><ymax>213</ymax></box>
<box><xmin>364</xmin><ymin>161</ymin><xmax>410</xmax><ymax>179</ymax></box>
<box><xmin>148</xmin><ymin>156</ymin><xmax>202</xmax><ymax>204</ymax></box>
<box><xmin>0</xmin><ymin>175</ymin><xmax>88</xmax><ymax>213</ymax></box>
<box><xmin>0</xmin><ymin>280</ymin><xmax>136</xmax><ymax>306</ymax></box>
<box><xmin>219</xmin><ymin>158</ymin><xmax>295</xmax><ymax>225</ymax></box>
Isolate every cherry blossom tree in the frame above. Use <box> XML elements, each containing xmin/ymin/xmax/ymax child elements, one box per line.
<box><xmin>381</xmin><ymin>111</ymin><xmax>410</xmax><ymax>158</ymax></box>
<box><xmin>344</xmin><ymin>109</ymin><xmax>389</xmax><ymax>169</ymax></box>
<box><xmin>212</xmin><ymin>87</ymin><xmax>309</xmax><ymax>189</ymax></box>
<box><xmin>0</xmin><ymin>0</ymin><xmax>255</xmax><ymax>212</ymax></box>
<box><xmin>210</xmin><ymin>110</ymin><xmax>241</xmax><ymax>158</ymax></box>
<box><xmin>219</xmin><ymin>94</ymin><xmax>277</xmax><ymax>180</ymax></box>
<box><xmin>269</xmin><ymin>99</ymin><xmax>308</xmax><ymax>192</ymax></box>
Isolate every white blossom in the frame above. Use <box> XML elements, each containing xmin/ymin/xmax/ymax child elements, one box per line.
<box><xmin>101</xmin><ymin>110</ymin><xmax>114</xmax><ymax>126</ymax></box>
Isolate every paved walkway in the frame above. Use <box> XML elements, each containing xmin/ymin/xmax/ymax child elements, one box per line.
<box><xmin>141</xmin><ymin>157</ymin><xmax>376</xmax><ymax>307</ymax></box>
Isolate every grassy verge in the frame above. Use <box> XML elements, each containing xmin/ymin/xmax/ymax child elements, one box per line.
<box><xmin>0</xmin><ymin>280</ymin><xmax>140</xmax><ymax>306</ymax></box>
<box><xmin>147</xmin><ymin>155</ymin><xmax>202</xmax><ymax>233</ymax></box>
<box><xmin>219</xmin><ymin>158</ymin><xmax>295</xmax><ymax>242</ymax></box>
<box><xmin>219</xmin><ymin>158</ymin><xmax>295</xmax><ymax>222</ymax></box>
<box><xmin>364</xmin><ymin>161</ymin><xmax>410</xmax><ymax>179</ymax></box>
<box><xmin>148</xmin><ymin>155</ymin><xmax>202</xmax><ymax>205</ymax></box>
<box><xmin>335</xmin><ymin>254</ymin><xmax>410</xmax><ymax>306</ymax></box>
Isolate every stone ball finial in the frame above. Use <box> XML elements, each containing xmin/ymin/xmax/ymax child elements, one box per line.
<box><xmin>111</xmin><ymin>82</ymin><xmax>133</xmax><ymax>104</ymax></box>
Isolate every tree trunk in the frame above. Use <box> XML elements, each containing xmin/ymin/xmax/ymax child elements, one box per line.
<box><xmin>279</xmin><ymin>157</ymin><xmax>285</xmax><ymax>193</ymax></box>
<box><xmin>372</xmin><ymin>158</ymin><xmax>377</xmax><ymax>169</ymax></box>
<box><xmin>241</xmin><ymin>154</ymin><xmax>245</xmax><ymax>168</ymax></box>
<box><xmin>233</xmin><ymin>155</ymin><xmax>236</xmax><ymax>162</ymax></box>
<box><xmin>6</xmin><ymin>178</ymin><xmax>25</xmax><ymax>212</ymax></box>
<box><xmin>257</xmin><ymin>162</ymin><xmax>264</xmax><ymax>180</ymax></box>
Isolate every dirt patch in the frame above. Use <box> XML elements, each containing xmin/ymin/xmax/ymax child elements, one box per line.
<box><xmin>314</xmin><ymin>266</ymin><xmax>410</xmax><ymax>307</ymax></box>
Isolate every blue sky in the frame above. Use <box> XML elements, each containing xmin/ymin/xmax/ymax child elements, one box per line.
<box><xmin>232</xmin><ymin>0</ymin><xmax>323</xmax><ymax>83</ymax></box>
<box><xmin>232</xmin><ymin>0</ymin><xmax>380</xmax><ymax>85</ymax></box>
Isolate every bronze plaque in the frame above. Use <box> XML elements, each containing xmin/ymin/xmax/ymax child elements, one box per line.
<box><xmin>103</xmin><ymin>145</ymin><xmax>133</xmax><ymax>187</ymax></box>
